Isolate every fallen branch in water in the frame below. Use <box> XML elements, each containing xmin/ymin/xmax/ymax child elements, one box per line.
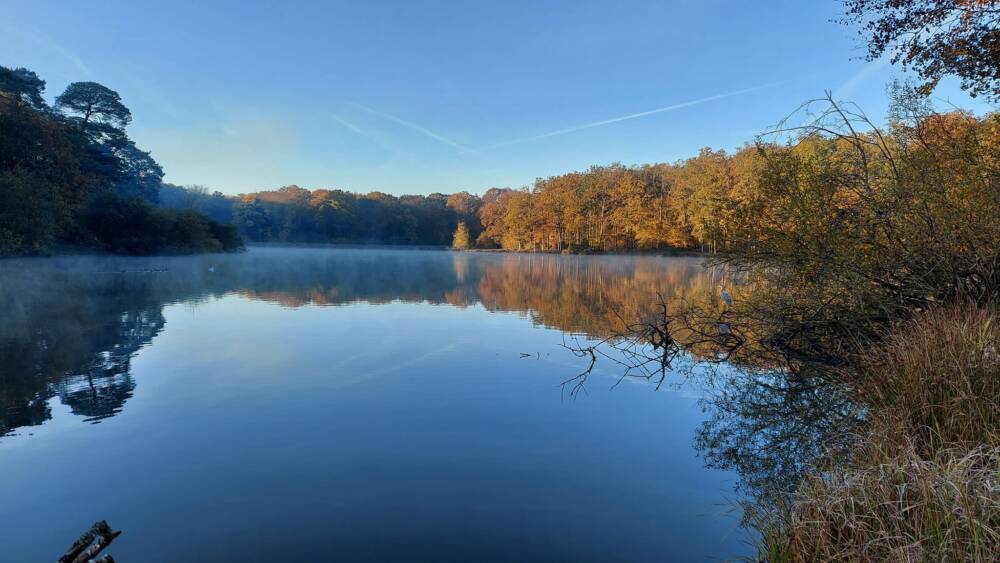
<box><xmin>560</xmin><ymin>292</ymin><xmax>748</xmax><ymax>397</ymax></box>
<box><xmin>59</xmin><ymin>520</ymin><xmax>121</xmax><ymax>563</ymax></box>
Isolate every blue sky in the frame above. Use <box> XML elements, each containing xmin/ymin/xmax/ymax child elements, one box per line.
<box><xmin>3</xmin><ymin>0</ymin><xmax>995</xmax><ymax>196</ymax></box>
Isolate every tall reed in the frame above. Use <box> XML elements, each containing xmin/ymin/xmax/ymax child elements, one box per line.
<box><xmin>752</xmin><ymin>305</ymin><xmax>1000</xmax><ymax>562</ymax></box>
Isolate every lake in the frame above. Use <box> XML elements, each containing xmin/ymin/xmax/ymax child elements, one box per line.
<box><xmin>0</xmin><ymin>247</ymin><xmax>748</xmax><ymax>561</ymax></box>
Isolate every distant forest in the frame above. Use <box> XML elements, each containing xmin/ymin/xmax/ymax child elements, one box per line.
<box><xmin>160</xmin><ymin>184</ymin><xmax>485</xmax><ymax>248</ymax></box>
<box><xmin>166</xmin><ymin>99</ymin><xmax>1000</xmax><ymax>256</ymax></box>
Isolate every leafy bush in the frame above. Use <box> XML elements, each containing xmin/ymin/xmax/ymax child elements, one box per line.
<box><xmin>84</xmin><ymin>192</ymin><xmax>243</xmax><ymax>255</ymax></box>
<box><xmin>0</xmin><ymin>169</ymin><xmax>58</xmax><ymax>255</ymax></box>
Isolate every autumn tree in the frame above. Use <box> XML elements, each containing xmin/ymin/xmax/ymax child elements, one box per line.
<box><xmin>842</xmin><ymin>0</ymin><xmax>1000</xmax><ymax>100</ymax></box>
<box><xmin>452</xmin><ymin>221</ymin><xmax>471</xmax><ymax>250</ymax></box>
<box><xmin>477</xmin><ymin>188</ymin><xmax>513</xmax><ymax>248</ymax></box>
<box><xmin>680</xmin><ymin>148</ymin><xmax>733</xmax><ymax>253</ymax></box>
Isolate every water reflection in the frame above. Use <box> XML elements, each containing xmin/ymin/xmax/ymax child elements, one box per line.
<box><xmin>0</xmin><ymin>273</ymin><xmax>166</xmax><ymax>435</ymax></box>
<box><xmin>695</xmin><ymin>366</ymin><xmax>857</xmax><ymax>505</ymax></box>
<box><xmin>0</xmin><ymin>248</ymin><xmax>714</xmax><ymax>436</ymax></box>
<box><xmin>0</xmin><ymin>246</ymin><xmax>860</xmax><ymax>561</ymax></box>
<box><xmin>0</xmin><ymin>246</ymin><xmax>847</xmax><ymax>533</ymax></box>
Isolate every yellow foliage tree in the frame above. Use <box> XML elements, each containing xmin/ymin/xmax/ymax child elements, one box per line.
<box><xmin>451</xmin><ymin>221</ymin><xmax>471</xmax><ymax>250</ymax></box>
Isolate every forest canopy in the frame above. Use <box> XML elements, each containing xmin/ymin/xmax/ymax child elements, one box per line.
<box><xmin>0</xmin><ymin>66</ymin><xmax>242</xmax><ymax>256</ymax></box>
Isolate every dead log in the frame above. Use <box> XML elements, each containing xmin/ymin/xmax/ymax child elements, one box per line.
<box><xmin>59</xmin><ymin>521</ymin><xmax>121</xmax><ymax>563</ymax></box>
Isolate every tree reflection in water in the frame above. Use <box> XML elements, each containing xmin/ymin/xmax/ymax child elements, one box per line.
<box><xmin>0</xmin><ymin>247</ymin><xmax>848</xmax><ymax>513</ymax></box>
<box><xmin>694</xmin><ymin>365</ymin><xmax>859</xmax><ymax>510</ymax></box>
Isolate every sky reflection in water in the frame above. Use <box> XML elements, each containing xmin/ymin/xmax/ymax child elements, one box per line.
<box><xmin>0</xmin><ymin>247</ymin><xmax>747</xmax><ymax>561</ymax></box>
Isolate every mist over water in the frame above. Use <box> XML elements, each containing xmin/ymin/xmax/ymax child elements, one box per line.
<box><xmin>0</xmin><ymin>247</ymin><xmax>746</xmax><ymax>561</ymax></box>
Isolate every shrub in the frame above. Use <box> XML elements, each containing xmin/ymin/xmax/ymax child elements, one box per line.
<box><xmin>83</xmin><ymin>192</ymin><xmax>243</xmax><ymax>255</ymax></box>
<box><xmin>209</xmin><ymin>220</ymin><xmax>243</xmax><ymax>252</ymax></box>
<box><xmin>0</xmin><ymin>169</ymin><xmax>58</xmax><ymax>255</ymax></box>
<box><xmin>84</xmin><ymin>191</ymin><xmax>166</xmax><ymax>254</ymax></box>
<box><xmin>753</xmin><ymin>306</ymin><xmax>1000</xmax><ymax>561</ymax></box>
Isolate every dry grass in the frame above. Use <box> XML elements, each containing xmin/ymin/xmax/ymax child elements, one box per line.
<box><xmin>754</xmin><ymin>438</ymin><xmax>1000</xmax><ymax>562</ymax></box>
<box><xmin>752</xmin><ymin>305</ymin><xmax>1000</xmax><ymax>562</ymax></box>
<box><xmin>858</xmin><ymin>305</ymin><xmax>1000</xmax><ymax>451</ymax></box>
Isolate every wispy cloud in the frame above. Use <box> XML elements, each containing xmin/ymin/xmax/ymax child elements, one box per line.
<box><xmin>348</xmin><ymin>102</ymin><xmax>476</xmax><ymax>154</ymax></box>
<box><xmin>1</xmin><ymin>24</ymin><xmax>90</xmax><ymax>76</ymax></box>
<box><xmin>481</xmin><ymin>82</ymin><xmax>780</xmax><ymax>149</ymax></box>
<box><xmin>834</xmin><ymin>56</ymin><xmax>891</xmax><ymax>99</ymax></box>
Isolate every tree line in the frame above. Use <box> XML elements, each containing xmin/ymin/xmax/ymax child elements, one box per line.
<box><xmin>159</xmin><ymin>182</ymin><xmax>484</xmax><ymax>247</ymax></box>
<box><xmin>150</xmin><ymin>96</ymin><xmax>1000</xmax><ymax>259</ymax></box>
<box><xmin>7</xmin><ymin>64</ymin><xmax>997</xmax><ymax>262</ymax></box>
<box><xmin>0</xmin><ymin>66</ymin><xmax>242</xmax><ymax>256</ymax></box>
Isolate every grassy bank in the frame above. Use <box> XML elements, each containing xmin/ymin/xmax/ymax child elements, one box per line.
<box><xmin>753</xmin><ymin>306</ymin><xmax>1000</xmax><ymax>561</ymax></box>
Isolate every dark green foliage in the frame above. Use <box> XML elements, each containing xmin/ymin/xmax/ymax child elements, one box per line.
<box><xmin>84</xmin><ymin>192</ymin><xmax>243</xmax><ymax>255</ymax></box>
<box><xmin>208</xmin><ymin>220</ymin><xmax>242</xmax><ymax>252</ymax></box>
<box><xmin>161</xmin><ymin>209</ymin><xmax>217</xmax><ymax>252</ymax></box>
<box><xmin>0</xmin><ymin>65</ymin><xmax>242</xmax><ymax>257</ymax></box>
<box><xmin>84</xmin><ymin>192</ymin><xmax>167</xmax><ymax>254</ymax></box>
<box><xmin>0</xmin><ymin>92</ymin><xmax>94</xmax><ymax>254</ymax></box>
<box><xmin>0</xmin><ymin>67</ymin><xmax>47</xmax><ymax>111</ymax></box>
<box><xmin>0</xmin><ymin>168</ymin><xmax>59</xmax><ymax>254</ymax></box>
<box><xmin>108</xmin><ymin>137</ymin><xmax>164</xmax><ymax>203</ymax></box>
<box><xmin>233</xmin><ymin>197</ymin><xmax>275</xmax><ymax>241</ymax></box>
<box><xmin>55</xmin><ymin>81</ymin><xmax>132</xmax><ymax>129</ymax></box>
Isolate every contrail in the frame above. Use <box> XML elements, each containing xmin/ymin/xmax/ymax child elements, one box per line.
<box><xmin>331</xmin><ymin>113</ymin><xmax>375</xmax><ymax>140</ymax></box>
<box><xmin>834</xmin><ymin>56</ymin><xmax>890</xmax><ymax>99</ymax></box>
<box><xmin>481</xmin><ymin>82</ymin><xmax>780</xmax><ymax>149</ymax></box>
<box><xmin>330</xmin><ymin>113</ymin><xmax>400</xmax><ymax>155</ymax></box>
<box><xmin>349</xmin><ymin>102</ymin><xmax>476</xmax><ymax>154</ymax></box>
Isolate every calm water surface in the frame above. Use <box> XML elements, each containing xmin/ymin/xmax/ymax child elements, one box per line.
<box><xmin>0</xmin><ymin>247</ymin><xmax>747</xmax><ymax>561</ymax></box>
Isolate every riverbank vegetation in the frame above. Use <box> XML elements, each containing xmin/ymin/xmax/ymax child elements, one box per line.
<box><xmin>671</xmin><ymin>1</ymin><xmax>999</xmax><ymax>556</ymax></box>
<box><xmin>0</xmin><ymin>66</ymin><xmax>242</xmax><ymax>256</ymax></box>
<box><xmin>656</xmin><ymin>91</ymin><xmax>1000</xmax><ymax>560</ymax></box>
<box><xmin>753</xmin><ymin>306</ymin><xmax>1000</xmax><ymax>561</ymax></box>
<box><xmin>3</xmin><ymin>0</ymin><xmax>998</xmax><ymax>556</ymax></box>
<box><xmin>538</xmin><ymin>0</ymin><xmax>1000</xmax><ymax>554</ymax></box>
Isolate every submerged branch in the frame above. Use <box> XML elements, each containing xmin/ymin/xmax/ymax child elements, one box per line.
<box><xmin>59</xmin><ymin>520</ymin><xmax>121</xmax><ymax>563</ymax></box>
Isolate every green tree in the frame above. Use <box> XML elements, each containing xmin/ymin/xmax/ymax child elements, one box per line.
<box><xmin>233</xmin><ymin>197</ymin><xmax>275</xmax><ymax>241</ymax></box>
<box><xmin>110</xmin><ymin>138</ymin><xmax>164</xmax><ymax>202</ymax></box>
<box><xmin>0</xmin><ymin>67</ymin><xmax>47</xmax><ymax>111</ymax></box>
<box><xmin>56</xmin><ymin>81</ymin><xmax>132</xmax><ymax>129</ymax></box>
<box><xmin>1</xmin><ymin>66</ymin><xmax>241</xmax><ymax>256</ymax></box>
